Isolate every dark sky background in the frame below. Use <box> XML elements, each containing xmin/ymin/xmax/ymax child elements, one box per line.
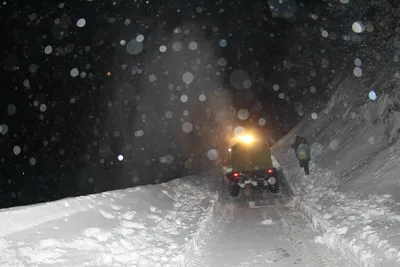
<box><xmin>0</xmin><ymin>0</ymin><xmax>353</xmax><ymax>208</ymax></box>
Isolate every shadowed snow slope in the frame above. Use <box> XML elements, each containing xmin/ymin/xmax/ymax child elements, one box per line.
<box><xmin>273</xmin><ymin>76</ymin><xmax>400</xmax><ymax>267</ymax></box>
<box><xmin>0</xmin><ymin>171</ymin><xmax>222</xmax><ymax>267</ymax></box>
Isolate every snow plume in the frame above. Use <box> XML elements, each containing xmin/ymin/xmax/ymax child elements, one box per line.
<box><xmin>89</xmin><ymin>21</ymin><xmax>235</xmax><ymax>186</ymax></box>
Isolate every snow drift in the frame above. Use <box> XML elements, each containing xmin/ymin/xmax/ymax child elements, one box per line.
<box><xmin>273</xmin><ymin>76</ymin><xmax>400</xmax><ymax>266</ymax></box>
<box><xmin>0</xmin><ymin>171</ymin><xmax>222</xmax><ymax>267</ymax></box>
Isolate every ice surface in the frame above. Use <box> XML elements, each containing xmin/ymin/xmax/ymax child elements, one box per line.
<box><xmin>273</xmin><ymin>76</ymin><xmax>400</xmax><ymax>266</ymax></box>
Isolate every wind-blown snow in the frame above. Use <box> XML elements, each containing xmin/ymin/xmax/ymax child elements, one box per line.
<box><xmin>0</xmin><ymin>172</ymin><xmax>221</xmax><ymax>267</ymax></box>
<box><xmin>273</xmin><ymin>76</ymin><xmax>400</xmax><ymax>266</ymax></box>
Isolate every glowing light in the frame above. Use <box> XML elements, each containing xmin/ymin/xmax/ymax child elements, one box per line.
<box><xmin>237</xmin><ymin>135</ymin><xmax>254</xmax><ymax>144</ymax></box>
<box><xmin>118</xmin><ymin>155</ymin><xmax>124</xmax><ymax>161</ymax></box>
<box><xmin>107</xmin><ymin>72</ymin><xmax>111</xmax><ymax>76</ymax></box>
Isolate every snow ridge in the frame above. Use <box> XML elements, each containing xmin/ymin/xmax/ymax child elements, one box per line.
<box><xmin>0</xmin><ymin>173</ymin><xmax>223</xmax><ymax>267</ymax></box>
<box><xmin>177</xmin><ymin>169</ymin><xmax>226</xmax><ymax>267</ymax></box>
<box><xmin>0</xmin><ymin>196</ymin><xmax>96</xmax><ymax>237</ymax></box>
<box><xmin>292</xmin><ymin>195</ymin><xmax>373</xmax><ymax>266</ymax></box>
<box><xmin>282</xmin><ymin>172</ymin><xmax>398</xmax><ymax>267</ymax></box>
<box><xmin>178</xmin><ymin>192</ymin><xmax>222</xmax><ymax>267</ymax></box>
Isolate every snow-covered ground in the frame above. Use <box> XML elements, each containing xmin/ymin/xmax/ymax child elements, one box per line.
<box><xmin>187</xmin><ymin>187</ymin><xmax>351</xmax><ymax>267</ymax></box>
<box><xmin>273</xmin><ymin>76</ymin><xmax>400</xmax><ymax>267</ymax></box>
<box><xmin>0</xmin><ymin>172</ymin><xmax>221</xmax><ymax>267</ymax></box>
<box><xmin>0</xmin><ymin>165</ymin><xmax>356</xmax><ymax>267</ymax></box>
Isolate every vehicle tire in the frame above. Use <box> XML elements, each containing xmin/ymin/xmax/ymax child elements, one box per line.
<box><xmin>304</xmin><ymin>162</ymin><xmax>310</xmax><ymax>175</ymax></box>
<box><xmin>229</xmin><ymin>185</ymin><xmax>240</xmax><ymax>197</ymax></box>
<box><xmin>269</xmin><ymin>186</ymin><xmax>279</xmax><ymax>194</ymax></box>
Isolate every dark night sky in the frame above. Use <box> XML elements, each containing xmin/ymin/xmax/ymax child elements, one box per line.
<box><xmin>0</xmin><ymin>0</ymin><xmax>338</xmax><ymax>208</ymax></box>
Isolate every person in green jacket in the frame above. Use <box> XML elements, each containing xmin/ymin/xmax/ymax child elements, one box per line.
<box><xmin>292</xmin><ymin>136</ymin><xmax>311</xmax><ymax>175</ymax></box>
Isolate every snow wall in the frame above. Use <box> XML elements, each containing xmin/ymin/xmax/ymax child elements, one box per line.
<box><xmin>273</xmin><ymin>75</ymin><xmax>400</xmax><ymax>267</ymax></box>
<box><xmin>0</xmin><ymin>170</ymin><xmax>225</xmax><ymax>267</ymax></box>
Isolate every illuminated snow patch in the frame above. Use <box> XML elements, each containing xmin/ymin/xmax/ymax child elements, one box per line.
<box><xmin>70</xmin><ymin>68</ymin><xmax>79</xmax><ymax>77</ymax></box>
<box><xmin>136</xmin><ymin>34</ymin><xmax>144</xmax><ymax>42</ymax></box>
<box><xmin>77</xmin><ymin>18</ymin><xmax>86</xmax><ymax>27</ymax></box>
<box><xmin>311</xmin><ymin>112</ymin><xmax>318</xmax><ymax>119</ymax></box>
<box><xmin>7</xmin><ymin>104</ymin><xmax>16</xmax><ymax>115</ymax></box>
<box><xmin>237</xmin><ymin>108</ymin><xmax>250</xmax><ymax>120</ymax></box>
<box><xmin>368</xmin><ymin>137</ymin><xmax>375</xmax><ymax>145</ymax></box>
<box><xmin>182</xmin><ymin>122</ymin><xmax>193</xmax><ymax>133</ymax></box>
<box><xmin>219</xmin><ymin>39</ymin><xmax>227</xmax><ymax>47</ymax></box>
<box><xmin>242</xmin><ymin>79</ymin><xmax>252</xmax><ymax>88</ymax></box>
<box><xmin>260</xmin><ymin>219</ymin><xmax>275</xmax><ymax>225</ymax></box>
<box><xmin>182</xmin><ymin>72</ymin><xmax>194</xmax><ymax>84</ymax></box>
<box><xmin>369</xmin><ymin>91</ymin><xmax>377</xmax><ymax>101</ymax></box>
<box><xmin>172</xmin><ymin>42</ymin><xmax>183</xmax><ymax>52</ymax></box>
<box><xmin>218</xmin><ymin>57</ymin><xmax>227</xmax><ymax>66</ymax></box>
<box><xmin>39</xmin><ymin>104</ymin><xmax>47</xmax><ymax>113</ymax></box>
<box><xmin>180</xmin><ymin>94</ymin><xmax>188</xmax><ymax>103</ymax></box>
<box><xmin>134</xmin><ymin>130</ymin><xmax>144</xmax><ymax>137</ymax></box>
<box><xmin>352</xmin><ymin>22</ymin><xmax>365</xmax><ymax>33</ymax></box>
<box><xmin>0</xmin><ymin>124</ymin><xmax>8</xmax><ymax>135</ymax></box>
<box><xmin>44</xmin><ymin>45</ymin><xmax>53</xmax><ymax>55</ymax></box>
<box><xmin>126</xmin><ymin>39</ymin><xmax>143</xmax><ymax>55</ymax></box>
<box><xmin>188</xmin><ymin>41</ymin><xmax>198</xmax><ymax>50</ymax></box>
<box><xmin>207</xmin><ymin>149</ymin><xmax>219</xmax><ymax>161</ymax></box>
<box><xmin>234</xmin><ymin>126</ymin><xmax>246</xmax><ymax>137</ymax></box>
<box><xmin>13</xmin><ymin>146</ymin><xmax>21</xmax><ymax>156</ymax></box>
<box><xmin>148</xmin><ymin>74</ymin><xmax>157</xmax><ymax>83</ymax></box>
<box><xmin>353</xmin><ymin>67</ymin><xmax>362</xmax><ymax>77</ymax></box>
<box><xmin>165</xmin><ymin>111</ymin><xmax>173</xmax><ymax>119</ymax></box>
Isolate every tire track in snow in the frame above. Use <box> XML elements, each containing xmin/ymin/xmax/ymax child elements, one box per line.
<box><xmin>188</xmin><ymin>192</ymin><xmax>310</xmax><ymax>267</ymax></box>
<box><xmin>187</xmin><ymin>202</ymin><xmax>233</xmax><ymax>267</ymax></box>
<box><xmin>274</xmin><ymin>203</ymin><xmax>351</xmax><ymax>267</ymax></box>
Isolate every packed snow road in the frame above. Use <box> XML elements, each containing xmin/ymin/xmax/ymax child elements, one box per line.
<box><xmin>188</xmin><ymin>185</ymin><xmax>353</xmax><ymax>267</ymax></box>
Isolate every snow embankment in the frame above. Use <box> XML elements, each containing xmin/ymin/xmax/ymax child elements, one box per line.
<box><xmin>273</xmin><ymin>76</ymin><xmax>400</xmax><ymax>267</ymax></box>
<box><xmin>0</xmin><ymin>171</ymin><xmax>223</xmax><ymax>267</ymax></box>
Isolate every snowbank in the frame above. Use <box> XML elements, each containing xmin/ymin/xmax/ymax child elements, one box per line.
<box><xmin>273</xmin><ymin>76</ymin><xmax>400</xmax><ymax>266</ymax></box>
<box><xmin>0</xmin><ymin>171</ymin><xmax>223</xmax><ymax>267</ymax></box>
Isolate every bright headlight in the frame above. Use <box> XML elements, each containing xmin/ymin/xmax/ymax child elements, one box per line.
<box><xmin>237</xmin><ymin>135</ymin><xmax>254</xmax><ymax>143</ymax></box>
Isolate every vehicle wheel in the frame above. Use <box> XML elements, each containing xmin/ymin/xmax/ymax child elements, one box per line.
<box><xmin>229</xmin><ymin>185</ymin><xmax>240</xmax><ymax>197</ymax></box>
<box><xmin>269</xmin><ymin>186</ymin><xmax>279</xmax><ymax>194</ymax></box>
